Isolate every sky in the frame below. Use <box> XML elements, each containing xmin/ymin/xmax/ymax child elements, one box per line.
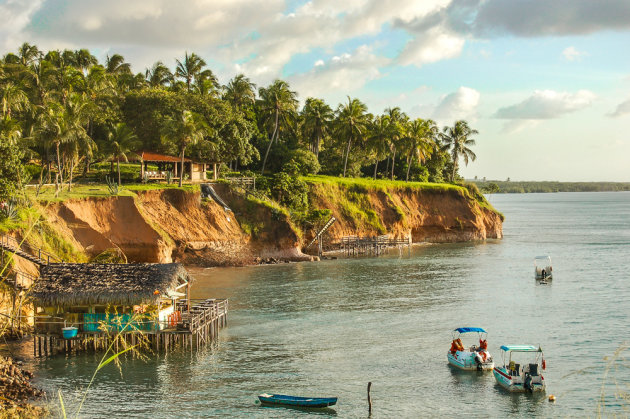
<box><xmin>1</xmin><ymin>0</ymin><xmax>630</xmax><ymax>182</ymax></box>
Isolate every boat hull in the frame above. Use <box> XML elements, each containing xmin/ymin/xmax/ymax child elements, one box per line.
<box><xmin>493</xmin><ymin>367</ymin><xmax>545</xmax><ymax>392</ymax></box>
<box><xmin>447</xmin><ymin>351</ymin><xmax>494</xmax><ymax>371</ymax></box>
<box><xmin>258</xmin><ymin>394</ymin><xmax>338</xmax><ymax>408</ymax></box>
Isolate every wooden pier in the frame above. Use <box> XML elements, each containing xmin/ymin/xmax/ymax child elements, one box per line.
<box><xmin>33</xmin><ymin>298</ymin><xmax>228</xmax><ymax>357</ymax></box>
<box><xmin>339</xmin><ymin>235</ymin><xmax>411</xmax><ymax>256</ymax></box>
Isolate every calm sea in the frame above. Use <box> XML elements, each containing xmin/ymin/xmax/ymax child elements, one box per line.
<box><xmin>7</xmin><ymin>192</ymin><xmax>630</xmax><ymax>417</ymax></box>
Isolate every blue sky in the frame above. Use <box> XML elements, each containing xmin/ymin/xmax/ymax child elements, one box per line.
<box><xmin>1</xmin><ymin>0</ymin><xmax>630</xmax><ymax>181</ymax></box>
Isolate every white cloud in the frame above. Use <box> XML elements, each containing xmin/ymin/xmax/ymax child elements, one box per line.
<box><xmin>494</xmin><ymin>90</ymin><xmax>596</xmax><ymax>119</ymax></box>
<box><xmin>562</xmin><ymin>46</ymin><xmax>588</xmax><ymax>61</ymax></box>
<box><xmin>607</xmin><ymin>98</ymin><xmax>630</xmax><ymax>118</ymax></box>
<box><xmin>432</xmin><ymin>87</ymin><xmax>480</xmax><ymax>122</ymax></box>
<box><xmin>289</xmin><ymin>45</ymin><xmax>390</xmax><ymax>101</ymax></box>
<box><xmin>398</xmin><ymin>27</ymin><xmax>465</xmax><ymax>67</ymax></box>
<box><xmin>0</xmin><ymin>0</ymin><xmax>45</xmax><ymax>50</ymax></box>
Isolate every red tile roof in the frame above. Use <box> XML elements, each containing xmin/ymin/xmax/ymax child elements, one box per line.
<box><xmin>137</xmin><ymin>151</ymin><xmax>191</xmax><ymax>163</ymax></box>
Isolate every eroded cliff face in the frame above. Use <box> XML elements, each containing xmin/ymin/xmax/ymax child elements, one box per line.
<box><xmin>40</xmin><ymin>183</ymin><xmax>502</xmax><ymax>266</ymax></box>
<box><xmin>307</xmin><ymin>182</ymin><xmax>503</xmax><ymax>244</ymax></box>
<box><xmin>44</xmin><ymin>186</ymin><xmax>310</xmax><ymax>266</ymax></box>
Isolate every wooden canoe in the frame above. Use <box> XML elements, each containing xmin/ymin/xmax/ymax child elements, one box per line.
<box><xmin>258</xmin><ymin>393</ymin><xmax>338</xmax><ymax>408</ymax></box>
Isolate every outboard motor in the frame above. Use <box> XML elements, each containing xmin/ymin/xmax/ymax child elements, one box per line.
<box><xmin>524</xmin><ymin>373</ymin><xmax>534</xmax><ymax>393</ymax></box>
<box><xmin>475</xmin><ymin>353</ymin><xmax>484</xmax><ymax>370</ymax></box>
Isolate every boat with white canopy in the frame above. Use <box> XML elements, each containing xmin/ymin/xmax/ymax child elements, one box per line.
<box><xmin>493</xmin><ymin>345</ymin><xmax>546</xmax><ymax>392</ymax></box>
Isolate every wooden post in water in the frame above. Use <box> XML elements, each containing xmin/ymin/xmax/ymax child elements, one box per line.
<box><xmin>367</xmin><ymin>382</ymin><xmax>372</xmax><ymax>414</ymax></box>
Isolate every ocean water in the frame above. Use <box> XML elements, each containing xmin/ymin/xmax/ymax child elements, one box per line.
<box><xmin>8</xmin><ymin>192</ymin><xmax>630</xmax><ymax>417</ymax></box>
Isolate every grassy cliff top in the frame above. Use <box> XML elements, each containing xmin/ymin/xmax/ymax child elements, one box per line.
<box><xmin>301</xmin><ymin>175</ymin><xmax>463</xmax><ymax>193</ymax></box>
<box><xmin>25</xmin><ymin>183</ymin><xmax>199</xmax><ymax>202</ymax></box>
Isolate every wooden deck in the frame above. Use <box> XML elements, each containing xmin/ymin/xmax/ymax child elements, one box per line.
<box><xmin>339</xmin><ymin>235</ymin><xmax>411</xmax><ymax>256</ymax></box>
<box><xmin>33</xmin><ymin>298</ymin><xmax>228</xmax><ymax>357</ymax></box>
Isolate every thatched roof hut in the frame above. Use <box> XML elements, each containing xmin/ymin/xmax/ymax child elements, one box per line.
<box><xmin>31</xmin><ymin>263</ymin><xmax>192</xmax><ymax>307</ymax></box>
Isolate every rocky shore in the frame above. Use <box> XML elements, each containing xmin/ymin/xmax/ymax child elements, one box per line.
<box><xmin>0</xmin><ymin>356</ymin><xmax>44</xmax><ymax>417</ymax></box>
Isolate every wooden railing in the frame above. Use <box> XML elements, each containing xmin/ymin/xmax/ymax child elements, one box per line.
<box><xmin>0</xmin><ymin>235</ymin><xmax>63</xmax><ymax>265</ymax></box>
<box><xmin>226</xmin><ymin>176</ymin><xmax>256</xmax><ymax>190</ymax></box>
<box><xmin>179</xmin><ymin>298</ymin><xmax>228</xmax><ymax>333</ymax></box>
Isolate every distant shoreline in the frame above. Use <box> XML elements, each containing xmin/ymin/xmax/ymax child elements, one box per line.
<box><xmin>471</xmin><ymin>180</ymin><xmax>630</xmax><ymax>194</ymax></box>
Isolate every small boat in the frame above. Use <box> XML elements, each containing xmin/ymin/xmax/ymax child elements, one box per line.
<box><xmin>493</xmin><ymin>345</ymin><xmax>546</xmax><ymax>393</ymax></box>
<box><xmin>258</xmin><ymin>393</ymin><xmax>338</xmax><ymax>408</ymax></box>
<box><xmin>447</xmin><ymin>327</ymin><xmax>494</xmax><ymax>371</ymax></box>
<box><xmin>534</xmin><ymin>256</ymin><xmax>553</xmax><ymax>280</ymax></box>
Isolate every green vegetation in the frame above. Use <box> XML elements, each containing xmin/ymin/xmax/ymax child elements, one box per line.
<box><xmin>0</xmin><ymin>42</ymin><xmax>476</xmax><ymax>202</ymax></box>
<box><xmin>473</xmin><ymin>180</ymin><xmax>630</xmax><ymax>194</ymax></box>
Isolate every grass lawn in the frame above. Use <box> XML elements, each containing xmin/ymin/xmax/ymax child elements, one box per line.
<box><xmin>26</xmin><ymin>183</ymin><xmax>199</xmax><ymax>202</ymax></box>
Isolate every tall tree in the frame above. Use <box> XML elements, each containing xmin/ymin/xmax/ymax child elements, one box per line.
<box><xmin>1</xmin><ymin>82</ymin><xmax>30</xmax><ymax>119</ymax></box>
<box><xmin>74</xmin><ymin>49</ymin><xmax>98</xmax><ymax>74</ymax></box>
<box><xmin>440</xmin><ymin>120</ymin><xmax>478</xmax><ymax>182</ymax></box>
<box><xmin>403</xmin><ymin>118</ymin><xmax>437</xmax><ymax>181</ymax></box>
<box><xmin>257</xmin><ymin>79</ymin><xmax>298</xmax><ymax>174</ymax></box>
<box><xmin>175</xmin><ymin>52</ymin><xmax>206</xmax><ymax>92</ymax></box>
<box><xmin>223</xmin><ymin>74</ymin><xmax>256</xmax><ymax>111</ymax></box>
<box><xmin>367</xmin><ymin>115</ymin><xmax>391</xmax><ymax>179</ymax></box>
<box><xmin>16</xmin><ymin>42</ymin><xmax>41</xmax><ymax>67</ymax></box>
<box><xmin>384</xmin><ymin>107</ymin><xmax>407</xmax><ymax>180</ymax></box>
<box><xmin>145</xmin><ymin>61</ymin><xmax>173</xmax><ymax>87</ymax></box>
<box><xmin>301</xmin><ymin>97</ymin><xmax>333</xmax><ymax>158</ymax></box>
<box><xmin>107</xmin><ymin>123</ymin><xmax>139</xmax><ymax>185</ymax></box>
<box><xmin>194</xmin><ymin>69</ymin><xmax>220</xmax><ymax>97</ymax></box>
<box><xmin>162</xmin><ymin>110</ymin><xmax>209</xmax><ymax>187</ymax></box>
<box><xmin>105</xmin><ymin>54</ymin><xmax>132</xmax><ymax>75</ymax></box>
<box><xmin>335</xmin><ymin>97</ymin><xmax>370</xmax><ymax>177</ymax></box>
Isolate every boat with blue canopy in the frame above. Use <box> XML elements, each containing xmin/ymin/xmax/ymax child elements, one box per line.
<box><xmin>447</xmin><ymin>327</ymin><xmax>494</xmax><ymax>371</ymax></box>
<box><xmin>493</xmin><ymin>345</ymin><xmax>546</xmax><ymax>392</ymax></box>
<box><xmin>258</xmin><ymin>394</ymin><xmax>338</xmax><ymax>408</ymax></box>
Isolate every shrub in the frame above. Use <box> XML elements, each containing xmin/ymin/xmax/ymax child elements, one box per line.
<box><xmin>270</xmin><ymin>172</ymin><xmax>308</xmax><ymax>212</ymax></box>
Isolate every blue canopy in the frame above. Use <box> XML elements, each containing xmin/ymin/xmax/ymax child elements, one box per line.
<box><xmin>455</xmin><ymin>327</ymin><xmax>487</xmax><ymax>334</ymax></box>
<box><xmin>500</xmin><ymin>345</ymin><xmax>541</xmax><ymax>352</ymax></box>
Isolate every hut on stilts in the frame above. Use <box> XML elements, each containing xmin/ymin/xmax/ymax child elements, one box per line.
<box><xmin>30</xmin><ymin>263</ymin><xmax>227</xmax><ymax>357</ymax></box>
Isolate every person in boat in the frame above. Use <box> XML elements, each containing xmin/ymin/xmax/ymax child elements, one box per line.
<box><xmin>541</xmin><ymin>268</ymin><xmax>546</xmax><ymax>279</ymax></box>
<box><xmin>450</xmin><ymin>338</ymin><xmax>465</xmax><ymax>354</ymax></box>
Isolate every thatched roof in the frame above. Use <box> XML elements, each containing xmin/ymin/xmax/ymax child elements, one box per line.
<box><xmin>31</xmin><ymin>263</ymin><xmax>191</xmax><ymax>307</ymax></box>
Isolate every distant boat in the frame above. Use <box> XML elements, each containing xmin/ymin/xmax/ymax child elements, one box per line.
<box><xmin>534</xmin><ymin>256</ymin><xmax>553</xmax><ymax>280</ymax></box>
<box><xmin>258</xmin><ymin>393</ymin><xmax>338</xmax><ymax>408</ymax></box>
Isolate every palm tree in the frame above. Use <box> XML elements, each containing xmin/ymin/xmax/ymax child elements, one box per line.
<box><xmin>384</xmin><ymin>107</ymin><xmax>408</xmax><ymax>180</ymax></box>
<box><xmin>257</xmin><ymin>80</ymin><xmax>298</xmax><ymax>174</ymax></box>
<box><xmin>105</xmin><ymin>54</ymin><xmax>132</xmax><ymax>75</ymax></box>
<box><xmin>403</xmin><ymin>118</ymin><xmax>437</xmax><ymax>181</ymax></box>
<box><xmin>223</xmin><ymin>74</ymin><xmax>256</xmax><ymax>111</ymax></box>
<box><xmin>74</xmin><ymin>49</ymin><xmax>98</xmax><ymax>75</ymax></box>
<box><xmin>335</xmin><ymin>97</ymin><xmax>370</xmax><ymax>177</ymax></box>
<box><xmin>1</xmin><ymin>82</ymin><xmax>30</xmax><ymax>119</ymax></box>
<box><xmin>16</xmin><ymin>42</ymin><xmax>41</xmax><ymax>67</ymax></box>
<box><xmin>440</xmin><ymin>120</ymin><xmax>478</xmax><ymax>182</ymax></box>
<box><xmin>162</xmin><ymin>110</ymin><xmax>209</xmax><ymax>187</ymax></box>
<box><xmin>194</xmin><ymin>69</ymin><xmax>220</xmax><ymax>97</ymax></box>
<box><xmin>145</xmin><ymin>61</ymin><xmax>173</xmax><ymax>87</ymax></box>
<box><xmin>35</xmin><ymin>95</ymin><xmax>90</xmax><ymax>190</ymax></box>
<box><xmin>0</xmin><ymin>116</ymin><xmax>23</xmax><ymax>145</ymax></box>
<box><xmin>175</xmin><ymin>52</ymin><xmax>206</xmax><ymax>92</ymax></box>
<box><xmin>367</xmin><ymin>115</ymin><xmax>391</xmax><ymax>179</ymax></box>
<box><xmin>107</xmin><ymin>123</ymin><xmax>139</xmax><ymax>186</ymax></box>
<box><xmin>301</xmin><ymin>98</ymin><xmax>333</xmax><ymax>158</ymax></box>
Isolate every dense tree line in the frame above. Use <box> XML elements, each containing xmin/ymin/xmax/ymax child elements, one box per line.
<box><xmin>0</xmin><ymin>43</ymin><xmax>479</xmax><ymax>200</ymax></box>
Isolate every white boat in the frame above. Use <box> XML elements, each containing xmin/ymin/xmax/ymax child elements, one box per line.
<box><xmin>534</xmin><ymin>256</ymin><xmax>553</xmax><ymax>280</ymax></box>
<box><xmin>447</xmin><ymin>327</ymin><xmax>494</xmax><ymax>371</ymax></box>
<box><xmin>493</xmin><ymin>345</ymin><xmax>546</xmax><ymax>393</ymax></box>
